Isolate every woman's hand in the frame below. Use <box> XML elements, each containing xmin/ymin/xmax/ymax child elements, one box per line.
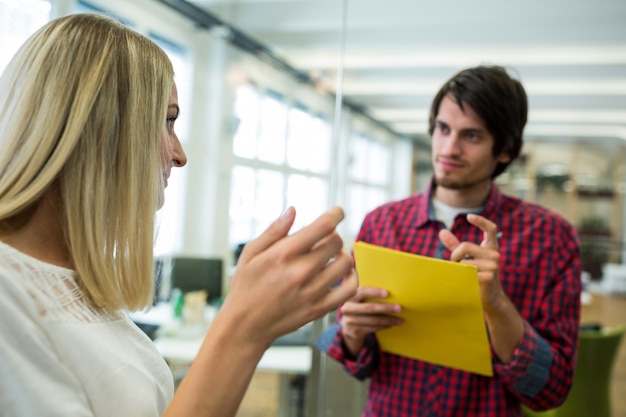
<box><xmin>222</xmin><ymin>206</ymin><xmax>358</xmax><ymax>347</ymax></box>
<box><xmin>168</xmin><ymin>208</ymin><xmax>357</xmax><ymax>417</ymax></box>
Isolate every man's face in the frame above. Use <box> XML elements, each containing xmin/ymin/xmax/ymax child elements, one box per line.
<box><xmin>431</xmin><ymin>95</ymin><xmax>510</xmax><ymax>191</ymax></box>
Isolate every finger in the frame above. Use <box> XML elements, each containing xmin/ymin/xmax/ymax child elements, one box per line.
<box><xmin>459</xmin><ymin>254</ymin><xmax>499</xmax><ymax>272</ymax></box>
<box><xmin>439</xmin><ymin>228</ymin><xmax>461</xmax><ymax>252</ymax></box>
<box><xmin>343</xmin><ymin>316</ymin><xmax>403</xmax><ymax>330</ymax></box>
<box><xmin>341</xmin><ymin>299</ymin><xmax>401</xmax><ymax>315</ymax></box>
<box><xmin>310</xmin><ymin>268</ymin><xmax>359</xmax><ymax>318</ymax></box>
<box><xmin>352</xmin><ymin>286</ymin><xmax>391</xmax><ymax>302</ymax></box>
<box><xmin>466</xmin><ymin>213</ymin><xmax>499</xmax><ymax>250</ymax></box>
<box><xmin>283</xmin><ymin>206</ymin><xmax>345</xmax><ymax>254</ymax></box>
<box><xmin>305</xmin><ymin>251</ymin><xmax>354</xmax><ymax>295</ymax></box>
<box><xmin>342</xmin><ymin>286</ymin><xmax>402</xmax><ymax>314</ymax></box>
<box><xmin>239</xmin><ymin>206</ymin><xmax>296</xmax><ymax>262</ymax></box>
<box><xmin>447</xmin><ymin>239</ymin><xmax>481</xmax><ymax>262</ymax></box>
<box><xmin>283</xmin><ymin>232</ymin><xmax>346</xmax><ymax>291</ymax></box>
<box><xmin>346</xmin><ymin>324</ymin><xmax>398</xmax><ymax>335</ymax></box>
<box><xmin>302</xmin><ymin>231</ymin><xmax>345</xmax><ymax>276</ymax></box>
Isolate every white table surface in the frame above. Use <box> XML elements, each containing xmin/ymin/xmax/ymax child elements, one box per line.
<box><xmin>154</xmin><ymin>337</ymin><xmax>312</xmax><ymax>374</ymax></box>
<box><xmin>130</xmin><ymin>303</ymin><xmax>312</xmax><ymax>374</ymax></box>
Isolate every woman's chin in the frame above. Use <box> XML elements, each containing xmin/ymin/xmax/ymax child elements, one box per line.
<box><xmin>156</xmin><ymin>192</ymin><xmax>165</xmax><ymax>210</ymax></box>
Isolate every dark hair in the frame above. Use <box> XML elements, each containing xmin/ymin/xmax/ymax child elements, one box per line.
<box><xmin>428</xmin><ymin>65</ymin><xmax>528</xmax><ymax>178</ymax></box>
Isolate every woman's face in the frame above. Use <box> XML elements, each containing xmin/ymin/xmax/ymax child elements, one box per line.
<box><xmin>159</xmin><ymin>82</ymin><xmax>187</xmax><ymax>208</ymax></box>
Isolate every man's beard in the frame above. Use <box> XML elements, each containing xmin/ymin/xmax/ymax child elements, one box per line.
<box><xmin>434</xmin><ymin>172</ymin><xmax>489</xmax><ymax>190</ymax></box>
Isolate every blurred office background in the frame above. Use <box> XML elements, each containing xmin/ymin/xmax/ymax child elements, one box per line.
<box><xmin>2</xmin><ymin>0</ymin><xmax>625</xmax><ymax>415</ymax></box>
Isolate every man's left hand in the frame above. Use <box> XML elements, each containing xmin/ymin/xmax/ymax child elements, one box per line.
<box><xmin>438</xmin><ymin>213</ymin><xmax>506</xmax><ymax>314</ymax></box>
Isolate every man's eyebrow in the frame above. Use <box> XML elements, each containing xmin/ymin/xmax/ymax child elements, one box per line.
<box><xmin>461</xmin><ymin>126</ymin><xmax>487</xmax><ymax>133</ymax></box>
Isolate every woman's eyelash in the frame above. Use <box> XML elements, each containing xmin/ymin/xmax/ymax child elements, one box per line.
<box><xmin>167</xmin><ymin>112</ymin><xmax>179</xmax><ymax>121</ymax></box>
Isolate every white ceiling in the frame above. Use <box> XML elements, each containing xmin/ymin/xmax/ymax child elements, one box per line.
<box><xmin>185</xmin><ymin>0</ymin><xmax>626</xmax><ymax>146</ymax></box>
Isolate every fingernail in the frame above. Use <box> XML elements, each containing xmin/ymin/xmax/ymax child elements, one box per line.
<box><xmin>280</xmin><ymin>206</ymin><xmax>294</xmax><ymax>223</ymax></box>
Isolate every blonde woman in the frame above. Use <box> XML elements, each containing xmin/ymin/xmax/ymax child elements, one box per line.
<box><xmin>0</xmin><ymin>13</ymin><xmax>357</xmax><ymax>417</ymax></box>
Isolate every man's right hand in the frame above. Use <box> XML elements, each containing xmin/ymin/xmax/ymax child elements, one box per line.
<box><xmin>340</xmin><ymin>286</ymin><xmax>403</xmax><ymax>357</ymax></box>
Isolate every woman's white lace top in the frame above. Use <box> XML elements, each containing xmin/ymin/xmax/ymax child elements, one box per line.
<box><xmin>0</xmin><ymin>241</ymin><xmax>174</xmax><ymax>416</ymax></box>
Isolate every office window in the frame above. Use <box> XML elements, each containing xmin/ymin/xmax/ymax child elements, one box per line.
<box><xmin>287</xmin><ymin>174</ymin><xmax>329</xmax><ymax>232</ymax></box>
<box><xmin>346</xmin><ymin>133</ymin><xmax>392</xmax><ymax>236</ymax></box>
<box><xmin>257</xmin><ymin>94</ymin><xmax>287</xmax><ymax>165</ymax></box>
<box><xmin>349</xmin><ymin>134</ymin><xmax>390</xmax><ymax>185</ymax></box>
<box><xmin>229</xmin><ymin>166</ymin><xmax>285</xmax><ymax>245</ymax></box>
<box><xmin>253</xmin><ymin>169</ymin><xmax>285</xmax><ymax>235</ymax></box>
<box><xmin>229</xmin><ymin>85</ymin><xmax>332</xmax><ymax>247</ymax></box>
<box><xmin>0</xmin><ymin>0</ymin><xmax>50</xmax><ymax>74</ymax></box>
<box><xmin>287</xmin><ymin>107</ymin><xmax>331</xmax><ymax>174</ymax></box>
<box><xmin>233</xmin><ymin>85</ymin><xmax>260</xmax><ymax>159</ymax></box>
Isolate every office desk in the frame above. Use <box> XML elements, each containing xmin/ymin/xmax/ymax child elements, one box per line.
<box><xmin>581</xmin><ymin>292</ymin><xmax>626</xmax><ymax>327</ymax></box>
<box><xmin>154</xmin><ymin>336</ymin><xmax>311</xmax><ymax>417</ymax></box>
<box><xmin>154</xmin><ymin>336</ymin><xmax>312</xmax><ymax>373</ymax></box>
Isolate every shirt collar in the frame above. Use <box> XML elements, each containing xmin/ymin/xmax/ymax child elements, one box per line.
<box><xmin>415</xmin><ymin>179</ymin><xmax>436</xmax><ymax>228</ymax></box>
<box><xmin>420</xmin><ymin>177</ymin><xmax>503</xmax><ymax>226</ymax></box>
<box><xmin>481</xmin><ymin>181</ymin><xmax>503</xmax><ymax>219</ymax></box>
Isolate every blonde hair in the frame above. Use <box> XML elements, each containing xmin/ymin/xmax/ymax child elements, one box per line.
<box><xmin>0</xmin><ymin>14</ymin><xmax>174</xmax><ymax>311</ymax></box>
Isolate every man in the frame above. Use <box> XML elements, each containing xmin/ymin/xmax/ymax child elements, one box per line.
<box><xmin>319</xmin><ymin>65</ymin><xmax>581</xmax><ymax>416</ymax></box>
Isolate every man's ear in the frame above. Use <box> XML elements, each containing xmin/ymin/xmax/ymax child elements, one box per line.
<box><xmin>496</xmin><ymin>152</ymin><xmax>512</xmax><ymax>164</ymax></box>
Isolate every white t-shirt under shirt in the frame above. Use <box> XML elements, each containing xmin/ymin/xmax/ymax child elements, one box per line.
<box><xmin>0</xmin><ymin>241</ymin><xmax>174</xmax><ymax>417</ymax></box>
<box><xmin>432</xmin><ymin>198</ymin><xmax>483</xmax><ymax>229</ymax></box>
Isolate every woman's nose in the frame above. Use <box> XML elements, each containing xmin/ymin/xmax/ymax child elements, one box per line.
<box><xmin>172</xmin><ymin>135</ymin><xmax>187</xmax><ymax>167</ymax></box>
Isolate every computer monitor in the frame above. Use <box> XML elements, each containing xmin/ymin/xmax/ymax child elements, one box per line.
<box><xmin>168</xmin><ymin>256</ymin><xmax>223</xmax><ymax>303</ymax></box>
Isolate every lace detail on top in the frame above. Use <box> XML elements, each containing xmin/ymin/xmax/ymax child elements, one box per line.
<box><xmin>0</xmin><ymin>241</ymin><xmax>124</xmax><ymax>323</ymax></box>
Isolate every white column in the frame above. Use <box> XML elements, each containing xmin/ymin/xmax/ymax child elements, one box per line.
<box><xmin>180</xmin><ymin>30</ymin><xmax>233</xmax><ymax>267</ymax></box>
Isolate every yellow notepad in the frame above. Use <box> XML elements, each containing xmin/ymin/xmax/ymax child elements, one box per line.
<box><xmin>353</xmin><ymin>241</ymin><xmax>493</xmax><ymax>376</ymax></box>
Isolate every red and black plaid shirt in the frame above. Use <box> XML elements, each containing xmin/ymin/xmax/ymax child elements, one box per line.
<box><xmin>322</xmin><ymin>181</ymin><xmax>581</xmax><ymax>416</ymax></box>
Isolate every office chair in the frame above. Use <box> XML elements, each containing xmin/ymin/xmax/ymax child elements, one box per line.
<box><xmin>522</xmin><ymin>407</ymin><xmax>555</xmax><ymax>417</ymax></box>
<box><xmin>522</xmin><ymin>324</ymin><xmax>625</xmax><ymax>417</ymax></box>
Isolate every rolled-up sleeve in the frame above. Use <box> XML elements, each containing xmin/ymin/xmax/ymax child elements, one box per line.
<box><xmin>496</xmin><ymin>227</ymin><xmax>581</xmax><ymax>411</ymax></box>
<box><xmin>317</xmin><ymin>323</ymin><xmax>379</xmax><ymax>380</ymax></box>
<box><xmin>494</xmin><ymin>322</ymin><xmax>553</xmax><ymax>397</ymax></box>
